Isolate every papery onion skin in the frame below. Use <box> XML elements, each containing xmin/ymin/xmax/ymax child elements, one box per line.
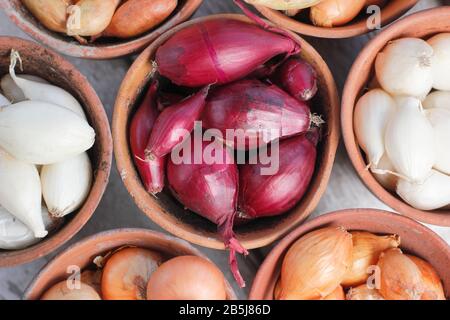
<box><xmin>147</xmin><ymin>256</ymin><xmax>227</xmax><ymax>300</ymax></box>
<box><xmin>238</xmin><ymin>130</ymin><xmax>318</xmax><ymax>218</ymax></box>
<box><xmin>378</xmin><ymin>248</ymin><xmax>425</xmax><ymax>300</ymax></box>
<box><xmin>277</xmin><ymin>226</ymin><xmax>353</xmax><ymax>300</ymax></box>
<box><xmin>167</xmin><ymin>138</ymin><xmax>248</xmax><ymax>287</ymax></box>
<box><xmin>145</xmin><ymin>86</ymin><xmax>209</xmax><ymax>159</ymax></box>
<box><xmin>155</xmin><ymin>18</ymin><xmax>300</xmax><ymax>87</ymax></box>
<box><xmin>321</xmin><ymin>285</ymin><xmax>345</xmax><ymax>300</ymax></box>
<box><xmin>22</xmin><ymin>0</ymin><xmax>72</xmax><ymax>33</ymax></box>
<box><xmin>371</xmin><ymin>153</ymin><xmax>398</xmax><ymax>192</ymax></box>
<box><xmin>346</xmin><ymin>285</ymin><xmax>384</xmax><ymax>300</ymax></box>
<box><xmin>407</xmin><ymin>255</ymin><xmax>445</xmax><ymax>300</ymax></box>
<box><xmin>342</xmin><ymin>231</ymin><xmax>400</xmax><ymax>287</ymax></box>
<box><xmin>41</xmin><ymin>281</ymin><xmax>101</xmax><ymax>300</ymax></box>
<box><xmin>272</xmin><ymin>58</ymin><xmax>318</xmax><ymax>101</ymax></box>
<box><xmin>129</xmin><ymin>81</ymin><xmax>166</xmax><ymax>194</ymax></box>
<box><xmin>1</xmin><ymin>74</ymin><xmax>48</xmax><ymax>103</ymax></box>
<box><xmin>203</xmin><ymin>79</ymin><xmax>311</xmax><ymax>150</ymax></box>
<box><xmin>428</xmin><ymin>33</ymin><xmax>450</xmax><ymax>91</ymax></box>
<box><xmin>0</xmin><ymin>93</ymin><xmax>9</xmax><ymax>107</ymax></box>
<box><xmin>102</xmin><ymin>247</ymin><xmax>163</xmax><ymax>300</ymax></box>
<box><xmin>425</xmin><ymin>108</ymin><xmax>450</xmax><ymax>175</ymax></box>
<box><xmin>103</xmin><ymin>0</ymin><xmax>178</xmax><ymax>39</ymax></box>
<box><xmin>310</xmin><ymin>0</ymin><xmax>366</xmax><ymax>28</ymax></box>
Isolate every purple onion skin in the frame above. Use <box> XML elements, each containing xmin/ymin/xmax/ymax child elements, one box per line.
<box><xmin>202</xmin><ymin>79</ymin><xmax>311</xmax><ymax>150</ymax></box>
<box><xmin>239</xmin><ymin>130</ymin><xmax>318</xmax><ymax>218</ymax></box>
<box><xmin>167</xmin><ymin>138</ymin><xmax>248</xmax><ymax>287</ymax></box>
<box><xmin>156</xmin><ymin>19</ymin><xmax>300</xmax><ymax>87</ymax></box>
<box><xmin>272</xmin><ymin>58</ymin><xmax>318</xmax><ymax>101</ymax></box>
<box><xmin>145</xmin><ymin>86</ymin><xmax>209</xmax><ymax>159</ymax></box>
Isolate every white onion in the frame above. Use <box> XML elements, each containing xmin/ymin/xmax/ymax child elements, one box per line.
<box><xmin>423</xmin><ymin>91</ymin><xmax>450</xmax><ymax>110</ymax></box>
<box><xmin>0</xmin><ymin>93</ymin><xmax>10</xmax><ymax>107</ymax></box>
<box><xmin>0</xmin><ymin>74</ymin><xmax>48</xmax><ymax>103</ymax></box>
<box><xmin>385</xmin><ymin>97</ymin><xmax>435</xmax><ymax>183</ymax></box>
<box><xmin>397</xmin><ymin>169</ymin><xmax>450</xmax><ymax>210</ymax></box>
<box><xmin>428</xmin><ymin>33</ymin><xmax>450</xmax><ymax>91</ymax></box>
<box><xmin>9</xmin><ymin>51</ymin><xmax>86</xmax><ymax>118</ymax></box>
<box><xmin>0</xmin><ymin>149</ymin><xmax>46</xmax><ymax>238</ymax></box>
<box><xmin>354</xmin><ymin>89</ymin><xmax>396</xmax><ymax>167</ymax></box>
<box><xmin>371</xmin><ymin>153</ymin><xmax>398</xmax><ymax>192</ymax></box>
<box><xmin>0</xmin><ymin>101</ymin><xmax>95</xmax><ymax>165</ymax></box>
<box><xmin>425</xmin><ymin>108</ymin><xmax>450</xmax><ymax>175</ymax></box>
<box><xmin>375</xmin><ymin>38</ymin><xmax>434</xmax><ymax>98</ymax></box>
<box><xmin>0</xmin><ymin>206</ymin><xmax>57</xmax><ymax>250</ymax></box>
<box><xmin>41</xmin><ymin>152</ymin><xmax>92</xmax><ymax>218</ymax></box>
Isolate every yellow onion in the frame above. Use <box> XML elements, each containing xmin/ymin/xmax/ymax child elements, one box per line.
<box><xmin>22</xmin><ymin>0</ymin><xmax>73</xmax><ymax>33</ymax></box>
<box><xmin>41</xmin><ymin>281</ymin><xmax>100</xmax><ymax>300</ymax></box>
<box><xmin>310</xmin><ymin>0</ymin><xmax>366</xmax><ymax>27</ymax></box>
<box><xmin>378</xmin><ymin>248</ymin><xmax>425</xmax><ymax>300</ymax></box>
<box><xmin>244</xmin><ymin>0</ymin><xmax>323</xmax><ymax>10</ymax></box>
<box><xmin>321</xmin><ymin>285</ymin><xmax>345</xmax><ymax>300</ymax></box>
<box><xmin>346</xmin><ymin>285</ymin><xmax>384</xmax><ymax>300</ymax></box>
<box><xmin>80</xmin><ymin>270</ymin><xmax>102</xmax><ymax>296</ymax></box>
<box><xmin>342</xmin><ymin>231</ymin><xmax>400</xmax><ymax>287</ymax></box>
<box><xmin>407</xmin><ymin>255</ymin><xmax>445</xmax><ymax>300</ymax></box>
<box><xmin>277</xmin><ymin>226</ymin><xmax>353</xmax><ymax>300</ymax></box>
<box><xmin>284</xmin><ymin>8</ymin><xmax>302</xmax><ymax>16</ymax></box>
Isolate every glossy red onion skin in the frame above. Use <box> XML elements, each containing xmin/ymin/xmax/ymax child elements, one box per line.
<box><xmin>155</xmin><ymin>19</ymin><xmax>300</xmax><ymax>87</ymax></box>
<box><xmin>145</xmin><ymin>86</ymin><xmax>209</xmax><ymax>159</ymax></box>
<box><xmin>167</xmin><ymin>138</ymin><xmax>248</xmax><ymax>287</ymax></box>
<box><xmin>238</xmin><ymin>130</ymin><xmax>318</xmax><ymax>218</ymax></box>
<box><xmin>202</xmin><ymin>79</ymin><xmax>311</xmax><ymax>149</ymax></box>
<box><xmin>129</xmin><ymin>81</ymin><xmax>166</xmax><ymax>194</ymax></box>
<box><xmin>273</xmin><ymin>58</ymin><xmax>318</xmax><ymax>101</ymax></box>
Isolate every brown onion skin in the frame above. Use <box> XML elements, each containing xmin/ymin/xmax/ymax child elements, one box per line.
<box><xmin>167</xmin><ymin>137</ymin><xmax>248</xmax><ymax>287</ymax></box>
<box><xmin>272</xmin><ymin>58</ymin><xmax>318</xmax><ymax>101</ymax></box>
<box><xmin>156</xmin><ymin>18</ymin><xmax>300</xmax><ymax>87</ymax></box>
<box><xmin>321</xmin><ymin>285</ymin><xmax>345</xmax><ymax>300</ymax></box>
<box><xmin>407</xmin><ymin>255</ymin><xmax>446</xmax><ymax>300</ymax></box>
<box><xmin>346</xmin><ymin>285</ymin><xmax>384</xmax><ymax>300</ymax></box>
<box><xmin>238</xmin><ymin>130</ymin><xmax>318</xmax><ymax>218</ymax></box>
<box><xmin>41</xmin><ymin>281</ymin><xmax>101</xmax><ymax>300</ymax></box>
<box><xmin>129</xmin><ymin>81</ymin><xmax>166</xmax><ymax>194</ymax></box>
<box><xmin>202</xmin><ymin>79</ymin><xmax>311</xmax><ymax>150</ymax></box>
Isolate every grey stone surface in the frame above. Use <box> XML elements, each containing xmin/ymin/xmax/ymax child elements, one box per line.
<box><xmin>0</xmin><ymin>0</ymin><xmax>449</xmax><ymax>300</ymax></box>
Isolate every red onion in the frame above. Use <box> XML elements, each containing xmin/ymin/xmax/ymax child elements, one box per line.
<box><xmin>272</xmin><ymin>58</ymin><xmax>318</xmax><ymax>101</ymax></box>
<box><xmin>167</xmin><ymin>137</ymin><xmax>248</xmax><ymax>287</ymax></box>
<box><xmin>145</xmin><ymin>86</ymin><xmax>209</xmax><ymax>159</ymax></box>
<box><xmin>129</xmin><ymin>81</ymin><xmax>166</xmax><ymax>194</ymax></box>
<box><xmin>238</xmin><ymin>129</ymin><xmax>319</xmax><ymax>218</ymax></box>
<box><xmin>155</xmin><ymin>18</ymin><xmax>300</xmax><ymax>87</ymax></box>
<box><xmin>202</xmin><ymin>79</ymin><xmax>311</xmax><ymax>149</ymax></box>
<box><xmin>157</xmin><ymin>92</ymin><xmax>184</xmax><ymax>111</ymax></box>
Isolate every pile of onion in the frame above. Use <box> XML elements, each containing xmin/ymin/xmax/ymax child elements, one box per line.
<box><xmin>128</xmin><ymin>15</ymin><xmax>324</xmax><ymax>287</ymax></box>
<box><xmin>275</xmin><ymin>226</ymin><xmax>446</xmax><ymax>300</ymax></box>
<box><xmin>41</xmin><ymin>246</ymin><xmax>229</xmax><ymax>300</ymax></box>
<box><xmin>354</xmin><ymin>34</ymin><xmax>450</xmax><ymax>211</ymax></box>
<box><xmin>240</xmin><ymin>0</ymin><xmax>387</xmax><ymax>28</ymax></box>
<box><xmin>21</xmin><ymin>0</ymin><xmax>178</xmax><ymax>44</ymax></box>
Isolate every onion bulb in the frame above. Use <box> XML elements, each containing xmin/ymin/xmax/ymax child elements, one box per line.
<box><xmin>423</xmin><ymin>91</ymin><xmax>450</xmax><ymax>111</ymax></box>
<box><xmin>378</xmin><ymin>248</ymin><xmax>425</xmax><ymax>300</ymax></box>
<box><xmin>342</xmin><ymin>231</ymin><xmax>400</xmax><ymax>287</ymax></box>
<box><xmin>41</xmin><ymin>281</ymin><xmax>101</xmax><ymax>300</ymax></box>
<box><xmin>425</xmin><ymin>108</ymin><xmax>450</xmax><ymax>174</ymax></box>
<box><xmin>80</xmin><ymin>270</ymin><xmax>102</xmax><ymax>296</ymax></box>
<box><xmin>243</xmin><ymin>0</ymin><xmax>323</xmax><ymax>10</ymax></box>
<box><xmin>347</xmin><ymin>285</ymin><xmax>384</xmax><ymax>300</ymax></box>
<box><xmin>375</xmin><ymin>38</ymin><xmax>434</xmax><ymax>98</ymax></box>
<box><xmin>21</xmin><ymin>0</ymin><xmax>71</xmax><ymax>33</ymax></box>
<box><xmin>0</xmin><ymin>93</ymin><xmax>9</xmax><ymax>107</ymax></box>
<box><xmin>407</xmin><ymin>255</ymin><xmax>445</xmax><ymax>300</ymax></box>
<box><xmin>371</xmin><ymin>153</ymin><xmax>398</xmax><ymax>192</ymax></box>
<box><xmin>310</xmin><ymin>0</ymin><xmax>366</xmax><ymax>28</ymax></box>
<box><xmin>354</xmin><ymin>89</ymin><xmax>396</xmax><ymax>168</ymax></box>
<box><xmin>146</xmin><ymin>256</ymin><xmax>227</xmax><ymax>300</ymax></box>
<box><xmin>428</xmin><ymin>33</ymin><xmax>450</xmax><ymax>91</ymax></box>
<box><xmin>102</xmin><ymin>247</ymin><xmax>163</xmax><ymax>300</ymax></box>
<box><xmin>321</xmin><ymin>286</ymin><xmax>345</xmax><ymax>300</ymax></box>
<box><xmin>1</xmin><ymin>74</ymin><xmax>48</xmax><ymax>103</ymax></box>
<box><xmin>397</xmin><ymin>169</ymin><xmax>450</xmax><ymax>211</ymax></box>
<box><xmin>277</xmin><ymin>226</ymin><xmax>353</xmax><ymax>300</ymax></box>
<box><xmin>384</xmin><ymin>97</ymin><xmax>435</xmax><ymax>183</ymax></box>
<box><xmin>41</xmin><ymin>152</ymin><xmax>93</xmax><ymax>218</ymax></box>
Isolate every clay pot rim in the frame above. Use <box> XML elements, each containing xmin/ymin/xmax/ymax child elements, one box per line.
<box><xmin>112</xmin><ymin>13</ymin><xmax>340</xmax><ymax>250</ymax></box>
<box><xmin>341</xmin><ymin>7</ymin><xmax>450</xmax><ymax>227</ymax></box>
<box><xmin>0</xmin><ymin>0</ymin><xmax>203</xmax><ymax>59</ymax></box>
<box><xmin>250</xmin><ymin>0</ymin><xmax>419</xmax><ymax>39</ymax></box>
<box><xmin>24</xmin><ymin>228</ymin><xmax>238</xmax><ymax>300</ymax></box>
<box><xmin>0</xmin><ymin>36</ymin><xmax>112</xmax><ymax>267</ymax></box>
<box><xmin>249</xmin><ymin>208</ymin><xmax>450</xmax><ymax>300</ymax></box>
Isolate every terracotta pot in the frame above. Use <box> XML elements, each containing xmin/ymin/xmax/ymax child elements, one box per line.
<box><xmin>248</xmin><ymin>0</ymin><xmax>418</xmax><ymax>38</ymax></box>
<box><xmin>249</xmin><ymin>209</ymin><xmax>450</xmax><ymax>300</ymax></box>
<box><xmin>342</xmin><ymin>7</ymin><xmax>450</xmax><ymax>227</ymax></box>
<box><xmin>0</xmin><ymin>0</ymin><xmax>203</xmax><ymax>59</ymax></box>
<box><xmin>113</xmin><ymin>14</ymin><xmax>340</xmax><ymax>250</ymax></box>
<box><xmin>0</xmin><ymin>37</ymin><xmax>112</xmax><ymax>267</ymax></box>
<box><xmin>24</xmin><ymin>228</ymin><xmax>237</xmax><ymax>300</ymax></box>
